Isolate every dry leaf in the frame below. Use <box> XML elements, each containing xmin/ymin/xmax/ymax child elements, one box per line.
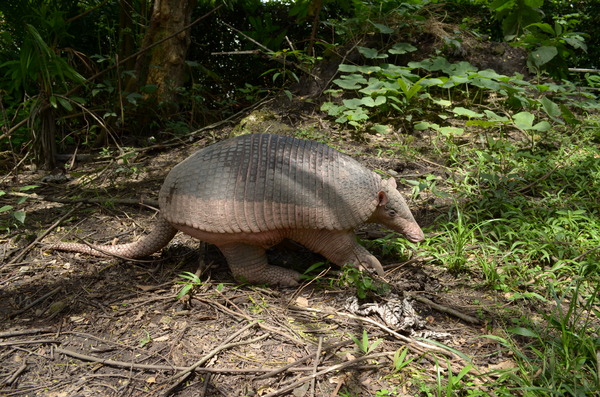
<box><xmin>295</xmin><ymin>296</ymin><xmax>309</xmax><ymax>307</ymax></box>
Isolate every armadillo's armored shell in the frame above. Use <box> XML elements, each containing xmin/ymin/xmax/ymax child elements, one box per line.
<box><xmin>159</xmin><ymin>134</ymin><xmax>382</xmax><ymax>233</ymax></box>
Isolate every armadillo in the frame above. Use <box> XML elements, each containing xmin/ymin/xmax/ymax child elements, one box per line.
<box><xmin>51</xmin><ymin>133</ymin><xmax>424</xmax><ymax>286</ymax></box>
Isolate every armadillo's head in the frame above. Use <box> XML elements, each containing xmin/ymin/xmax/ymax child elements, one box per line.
<box><xmin>368</xmin><ymin>178</ymin><xmax>425</xmax><ymax>242</ymax></box>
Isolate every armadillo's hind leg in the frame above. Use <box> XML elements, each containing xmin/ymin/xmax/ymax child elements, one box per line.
<box><xmin>218</xmin><ymin>243</ymin><xmax>300</xmax><ymax>287</ymax></box>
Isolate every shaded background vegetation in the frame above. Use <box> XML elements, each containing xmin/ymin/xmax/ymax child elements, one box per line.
<box><xmin>0</xmin><ymin>0</ymin><xmax>597</xmax><ymax>167</ymax></box>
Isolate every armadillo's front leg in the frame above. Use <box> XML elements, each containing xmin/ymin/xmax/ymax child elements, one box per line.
<box><xmin>289</xmin><ymin>230</ymin><xmax>385</xmax><ymax>277</ymax></box>
<box><xmin>217</xmin><ymin>243</ymin><xmax>301</xmax><ymax>287</ymax></box>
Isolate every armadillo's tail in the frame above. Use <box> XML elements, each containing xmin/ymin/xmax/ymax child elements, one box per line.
<box><xmin>49</xmin><ymin>216</ymin><xmax>178</xmax><ymax>259</ymax></box>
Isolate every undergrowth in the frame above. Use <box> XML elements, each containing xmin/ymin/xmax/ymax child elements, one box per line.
<box><xmin>324</xmin><ymin>39</ymin><xmax>600</xmax><ymax>394</ymax></box>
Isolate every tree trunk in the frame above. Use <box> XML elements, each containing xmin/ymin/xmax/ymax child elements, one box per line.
<box><xmin>134</xmin><ymin>0</ymin><xmax>196</xmax><ymax>106</ymax></box>
<box><xmin>32</xmin><ymin>94</ymin><xmax>57</xmax><ymax>170</ymax></box>
<box><xmin>118</xmin><ymin>0</ymin><xmax>138</xmax><ymax>73</ymax></box>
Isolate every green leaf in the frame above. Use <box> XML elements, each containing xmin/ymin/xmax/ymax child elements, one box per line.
<box><xmin>126</xmin><ymin>92</ymin><xmax>143</xmax><ymax>105</ymax></box>
<box><xmin>57</xmin><ymin>96</ymin><xmax>73</xmax><ymax>111</ymax></box>
<box><xmin>358</xmin><ymin>79</ymin><xmax>386</xmax><ymax>96</ymax></box>
<box><xmin>452</xmin><ymin>107</ymin><xmax>484</xmax><ymax>118</ymax></box>
<box><xmin>466</xmin><ymin>120</ymin><xmax>502</xmax><ymax>128</ymax></box>
<box><xmin>380</xmin><ymin>64</ymin><xmax>416</xmax><ymax>79</ymax></box>
<box><xmin>342</xmin><ymin>98</ymin><xmax>364</xmax><ymax>110</ymax></box>
<box><xmin>540</xmin><ymin>96</ymin><xmax>561</xmax><ymax>120</ymax></box>
<box><xmin>529</xmin><ymin>46</ymin><xmax>558</xmax><ymax>67</ymax></box>
<box><xmin>373</xmin><ymin>96</ymin><xmax>386</xmax><ymax>106</ymax></box>
<box><xmin>371</xmin><ymin>124</ymin><xmax>391</xmax><ymax>134</ymax></box>
<box><xmin>513</xmin><ymin>111</ymin><xmax>535</xmax><ymax>129</ymax></box>
<box><xmin>509</xmin><ymin>327</ymin><xmax>539</xmax><ymax>338</ymax></box>
<box><xmin>320</xmin><ymin>102</ymin><xmax>342</xmax><ymax>116</ymax></box>
<box><xmin>449</xmin><ymin>75</ymin><xmax>469</xmax><ymax>85</ymax></box>
<box><xmin>430</xmin><ymin>98</ymin><xmax>452</xmax><ymax>107</ymax></box>
<box><xmin>357</xmin><ymin>46</ymin><xmax>387</xmax><ymax>59</ymax></box>
<box><xmin>470</xmin><ymin>77</ymin><xmax>501</xmax><ymax>91</ymax></box>
<box><xmin>13</xmin><ymin>211</ymin><xmax>26</xmax><ymax>224</ymax></box>
<box><xmin>333</xmin><ymin>74</ymin><xmax>367</xmax><ymax>90</ymax></box>
<box><xmin>345</xmin><ymin>109</ymin><xmax>369</xmax><ymax>121</ymax></box>
<box><xmin>563</xmin><ymin>35</ymin><xmax>587</xmax><ymax>51</ymax></box>
<box><xmin>419</xmin><ymin>78</ymin><xmax>445</xmax><ymax>87</ymax></box>
<box><xmin>360</xmin><ymin>97</ymin><xmax>376</xmax><ymax>107</ymax></box>
<box><xmin>370</xmin><ymin>22</ymin><xmax>394</xmax><ymax>34</ymax></box>
<box><xmin>526</xmin><ymin>22</ymin><xmax>555</xmax><ymax>35</ymax></box>
<box><xmin>20</xmin><ymin>185</ymin><xmax>38</xmax><ymax>191</ymax></box>
<box><xmin>0</xmin><ymin>205</ymin><xmax>14</xmax><ymax>213</ymax></box>
<box><xmin>176</xmin><ymin>284</ymin><xmax>193</xmax><ymax>300</ymax></box>
<box><xmin>450</xmin><ymin>61</ymin><xmax>478</xmax><ymax>75</ymax></box>
<box><xmin>414</xmin><ymin>121</ymin><xmax>438</xmax><ymax>130</ymax></box>
<box><xmin>484</xmin><ymin>110</ymin><xmax>510</xmax><ymax>122</ymax></box>
<box><xmin>439</xmin><ymin>126</ymin><xmax>464</xmax><ymax>136</ymax></box>
<box><xmin>338</xmin><ymin>64</ymin><xmax>381</xmax><ymax>74</ymax></box>
<box><xmin>559</xmin><ymin>103</ymin><xmax>579</xmax><ymax>125</ymax></box>
<box><xmin>388</xmin><ymin>42</ymin><xmax>417</xmax><ymax>55</ymax></box>
<box><xmin>532</xmin><ymin>121</ymin><xmax>551</xmax><ymax>131</ymax></box>
<box><xmin>478</xmin><ymin>69</ymin><xmax>507</xmax><ymax>80</ymax></box>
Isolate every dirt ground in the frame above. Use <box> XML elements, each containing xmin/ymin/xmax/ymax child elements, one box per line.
<box><xmin>1</xmin><ymin>112</ymin><xmax>529</xmax><ymax>397</ymax></box>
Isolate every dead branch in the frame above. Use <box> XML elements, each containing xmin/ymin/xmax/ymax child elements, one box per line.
<box><xmin>0</xmin><ymin>339</ymin><xmax>60</xmax><ymax>347</ymax></box>
<box><xmin>310</xmin><ymin>336</ymin><xmax>323</xmax><ymax>397</ymax></box>
<box><xmin>4</xmin><ymin>362</ymin><xmax>27</xmax><ymax>386</ymax></box>
<box><xmin>0</xmin><ymin>329</ymin><xmax>53</xmax><ymax>338</ymax></box>
<box><xmin>55</xmin><ymin>347</ymin><xmax>188</xmax><ymax>371</ymax></box>
<box><xmin>9</xmin><ymin>287</ymin><xmax>62</xmax><ymax>318</ymax></box>
<box><xmin>254</xmin><ymin>339</ymin><xmax>352</xmax><ymax>381</ymax></box>
<box><xmin>411</xmin><ymin>294</ymin><xmax>481</xmax><ymax>325</ymax></box>
<box><xmin>164</xmin><ymin>320</ymin><xmax>261</xmax><ymax>383</ymax></box>
<box><xmin>262</xmin><ymin>352</ymin><xmax>391</xmax><ymax>397</ymax></box>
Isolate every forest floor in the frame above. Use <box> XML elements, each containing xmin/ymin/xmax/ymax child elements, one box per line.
<box><xmin>0</xmin><ymin>105</ymin><xmax>555</xmax><ymax>396</ymax></box>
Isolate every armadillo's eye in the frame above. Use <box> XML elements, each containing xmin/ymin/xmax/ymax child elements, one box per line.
<box><xmin>388</xmin><ymin>209</ymin><xmax>397</xmax><ymax>217</ymax></box>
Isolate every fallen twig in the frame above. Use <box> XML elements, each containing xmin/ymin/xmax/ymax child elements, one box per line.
<box><xmin>310</xmin><ymin>337</ymin><xmax>323</xmax><ymax>397</ymax></box>
<box><xmin>262</xmin><ymin>352</ymin><xmax>391</xmax><ymax>397</ymax></box>
<box><xmin>255</xmin><ymin>339</ymin><xmax>351</xmax><ymax>381</ymax></box>
<box><xmin>55</xmin><ymin>346</ymin><xmax>360</xmax><ymax>376</ymax></box>
<box><xmin>7</xmin><ymin>203</ymin><xmax>82</xmax><ymax>265</ymax></box>
<box><xmin>572</xmin><ymin>244</ymin><xmax>600</xmax><ymax>262</ymax></box>
<box><xmin>0</xmin><ymin>328</ymin><xmax>53</xmax><ymax>338</ymax></box>
<box><xmin>55</xmin><ymin>347</ymin><xmax>188</xmax><ymax>371</ymax></box>
<box><xmin>0</xmin><ymin>339</ymin><xmax>60</xmax><ymax>347</ymax></box>
<box><xmin>161</xmin><ymin>333</ymin><xmax>269</xmax><ymax>396</ymax></box>
<box><xmin>164</xmin><ymin>320</ymin><xmax>261</xmax><ymax>383</ymax></box>
<box><xmin>201</xmin><ymin>294</ymin><xmax>306</xmax><ymax>346</ymax></box>
<box><xmin>9</xmin><ymin>287</ymin><xmax>62</xmax><ymax>319</ymax></box>
<box><xmin>516</xmin><ymin>164</ymin><xmax>560</xmax><ymax>194</ymax></box>
<box><xmin>411</xmin><ymin>294</ymin><xmax>481</xmax><ymax>325</ymax></box>
<box><xmin>4</xmin><ymin>362</ymin><xmax>27</xmax><ymax>386</ymax></box>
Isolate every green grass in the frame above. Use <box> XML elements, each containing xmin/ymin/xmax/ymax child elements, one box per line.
<box><xmin>368</xmin><ymin>113</ymin><xmax>600</xmax><ymax>395</ymax></box>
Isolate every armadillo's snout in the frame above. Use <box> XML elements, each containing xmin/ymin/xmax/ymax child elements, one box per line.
<box><xmin>405</xmin><ymin>223</ymin><xmax>425</xmax><ymax>242</ymax></box>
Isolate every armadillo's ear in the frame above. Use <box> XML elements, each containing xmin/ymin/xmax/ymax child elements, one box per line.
<box><xmin>387</xmin><ymin>178</ymin><xmax>397</xmax><ymax>189</ymax></box>
<box><xmin>377</xmin><ymin>191</ymin><xmax>389</xmax><ymax>206</ymax></box>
